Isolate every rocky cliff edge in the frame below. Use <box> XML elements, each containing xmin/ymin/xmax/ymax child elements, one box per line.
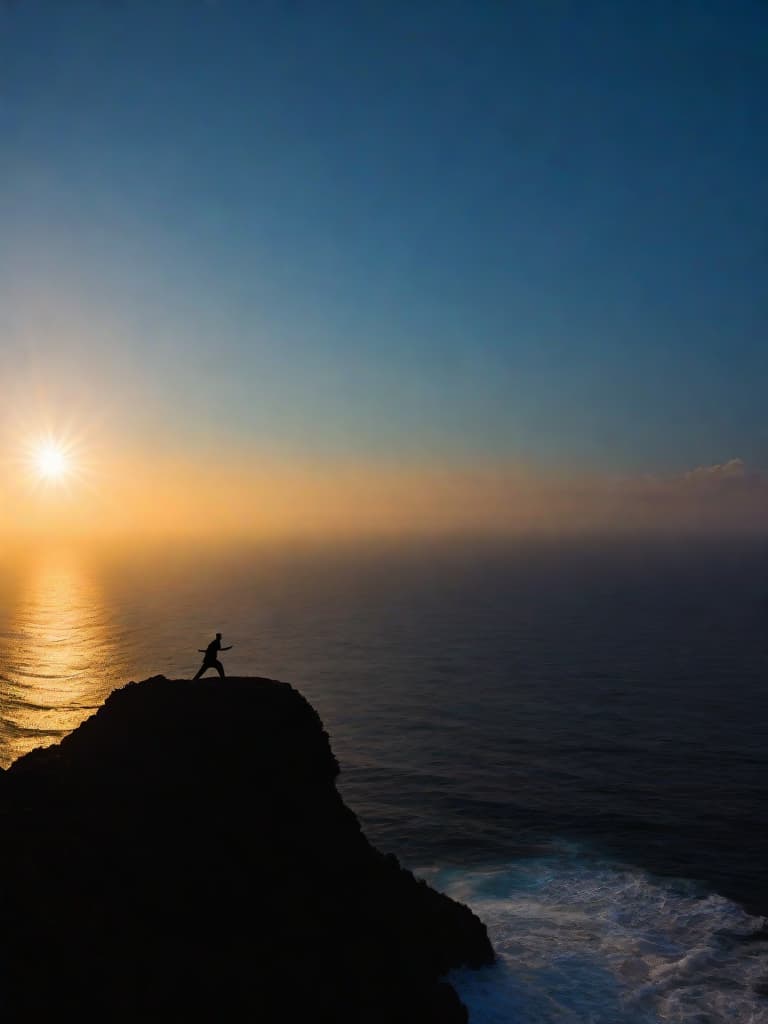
<box><xmin>0</xmin><ymin>676</ymin><xmax>493</xmax><ymax>1022</ymax></box>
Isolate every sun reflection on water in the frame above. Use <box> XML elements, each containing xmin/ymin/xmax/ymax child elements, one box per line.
<box><xmin>0</xmin><ymin>554</ymin><xmax>123</xmax><ymax>766</ymax></box>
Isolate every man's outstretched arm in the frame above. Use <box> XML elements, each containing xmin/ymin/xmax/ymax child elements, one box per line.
<box><xmin>222</xmin><ymin>645</ymin><xmax>233</xmax><ymax>651</ymax></box>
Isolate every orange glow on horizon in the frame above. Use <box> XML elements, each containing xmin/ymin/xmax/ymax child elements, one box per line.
<box><xmin>1</xmin><ymin>437</ymin><xmax>765</xmax><ymax>544</ymax></box>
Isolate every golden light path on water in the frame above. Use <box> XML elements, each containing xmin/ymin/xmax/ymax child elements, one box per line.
<box><xmin>0</xmin><ymin>553</ymin><xmax>131</xmax><ymax>766</ymax></box>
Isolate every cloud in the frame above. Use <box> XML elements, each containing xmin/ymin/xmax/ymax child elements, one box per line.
<box><xmin>683</xmin><ymin>458</ymin><xmax>746</xmax><ymax>484</ymax></box>
<box><xmin>570</xmin><ymin>459</ymin><xmax>768</xmax><ymax>534</ymax></box>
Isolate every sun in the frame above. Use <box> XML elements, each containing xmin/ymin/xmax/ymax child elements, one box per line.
<box><xmin>24</xmin><ymin>434</ymin><xmax>79</xmax><ymax>486</ymax></box>
<box><xmin>18</xmin><ymin>425</ymin><xmax>90</xmax><ymax>493</ymax></box>
<box><xmin>35</xmin><ymin>442</ymin><xmax>70</xmax><ymax>481</ymax></box>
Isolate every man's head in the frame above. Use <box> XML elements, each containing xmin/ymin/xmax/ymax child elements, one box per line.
<box><xmin>216</xmin><ymin>632</ymin><xmax>222</xmax><ymax>640</ymax></box>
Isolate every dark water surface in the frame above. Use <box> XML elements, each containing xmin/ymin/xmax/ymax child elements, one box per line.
<box><xmin>2</xmin><ymin>537</ymin><xmax>767</xmax><ymax>1021</ymax></box>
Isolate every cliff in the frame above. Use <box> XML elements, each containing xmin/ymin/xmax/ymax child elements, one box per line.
<box><xmin>0</xmin><ymin>676</ymin><xmax>493</xmax><ymax>1021</ymax></box>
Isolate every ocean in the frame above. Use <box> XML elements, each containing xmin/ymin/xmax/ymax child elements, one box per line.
<box><xmin>1</xmin><ymin>535</ymin><xmax>767</xmax><ymax>1022</ymax></box>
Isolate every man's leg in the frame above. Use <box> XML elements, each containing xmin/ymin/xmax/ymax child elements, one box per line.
<box><xmin>215</xmin><ymin>659</ymin><xmax>225</xmax><ymax>679</ymax></box>
<box><xmin>193</xmin><ymin>663</ymin><xmax>207</xmax><ymax>680</ymax></box>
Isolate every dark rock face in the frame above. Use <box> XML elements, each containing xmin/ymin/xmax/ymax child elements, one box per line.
<box><xmin>0</xmin><ymin>677</ymin><xmax>493</xmax><ymax>1021</ymax></box>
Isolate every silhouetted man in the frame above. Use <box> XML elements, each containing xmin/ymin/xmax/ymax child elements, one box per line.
<box><xmin>193</xmin><ymin>632</ymin><xmax>232</xmax><ymax>680</ymax></box>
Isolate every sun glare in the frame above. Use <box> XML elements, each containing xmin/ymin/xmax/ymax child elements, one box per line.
<box><xmin>21</xmin><ymin>433</ymin><xmax>82</xmax><ymax>488</ymax></box>
<box><xmin>36</xmin><ymin>443</ymin><xmax>70</xmax><ymax>481</ymax></box>
<box><xmin>17</xmin><ymin>424</ymin><xmax>94</xmax><ymax>498</ymax></box>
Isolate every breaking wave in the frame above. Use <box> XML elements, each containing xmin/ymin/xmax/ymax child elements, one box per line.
<box><xmin>422</xmin><ymin>848</ymin><xmax>768</xmax><ymax>1023</ymax></box>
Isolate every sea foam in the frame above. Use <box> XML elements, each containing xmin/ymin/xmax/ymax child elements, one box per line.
<box><xmin>421</xmin><ymin>849</ymin><xmax>768</xmax><ymax>1023</ymax></box>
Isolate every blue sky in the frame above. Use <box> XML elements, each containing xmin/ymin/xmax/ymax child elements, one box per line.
<box><xmin>2</xmin><ymin>0</ymin><xmax>766</xmax><ymax>474</ymax></box>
